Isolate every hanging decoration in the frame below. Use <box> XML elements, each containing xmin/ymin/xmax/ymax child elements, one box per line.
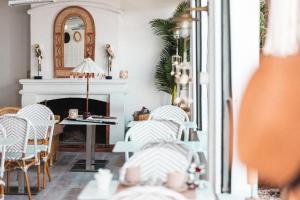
<box><xmin>170</xmin><ymin>12</ymin><xmax>198</xmax><ymax>109</ymax></box>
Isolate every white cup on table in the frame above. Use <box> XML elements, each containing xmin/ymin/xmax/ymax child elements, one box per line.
<box><xmin>68</xmin><ymin>109</ymin><xmax>78</xmax><ymax>119</ymax></box>
<box><xmin>94</xmin><ymin>169</ymin><xmax>113</xmax><ymax>191</ymax></box>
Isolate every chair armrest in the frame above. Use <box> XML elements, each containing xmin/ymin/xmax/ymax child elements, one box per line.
<box><xmin>183</xmin><ymin>121</ymin><xmax>198</xmax><ymax>129</ymax></box>
<box><xmin>31</xmin><ymin>120</ymin><xmax>58</xmax><ymax>127</ymax></box>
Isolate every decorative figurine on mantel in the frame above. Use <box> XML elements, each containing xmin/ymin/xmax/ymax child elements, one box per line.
<box><xmin>33</xmin><ymin>43</ymin><xmax>43</xmax><ymax>79</ymax></box>
<box><xmin>105</xmin><ymin>44</ymin><xmax>115</xmax><ymax>80</ymax></box>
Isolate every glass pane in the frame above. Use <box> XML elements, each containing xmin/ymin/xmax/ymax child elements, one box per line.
<box><xmin>64</xmin><ymin>16</ymin><xmax>85</xmax><ymax>68</ymax></box>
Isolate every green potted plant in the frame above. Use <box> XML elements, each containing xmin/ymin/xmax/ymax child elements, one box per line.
<box><xmin>150</xmin><ymin>1</ymin><xmax>189</xmax><ymax>104</ymax></box>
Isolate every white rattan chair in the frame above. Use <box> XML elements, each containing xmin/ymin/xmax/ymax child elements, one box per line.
<box><xmin>17</xmin><ymin>104</ymin><xmax>56</xmax><ymax>189</ymax></box>
<box><xmin>0</xmin><ymin>125</ymin><xmax>6</xmax><ymax>199</ymax></box>
<box><xmin>149</xmin><ymin>105</ymin><xmax>189</xmax><ymax>140</ymax></box>
<box><xmin>119</xmin><ymin>146</ymin><xmax>191</xmax><ymax>184</ymax></box>
<box><xmin>124</xmin><ymin>120</ymin><xmax>177</xmax><ymax>160</ymax></box>
<box><xmin>0</xmin><ymin>116</ymin><xmax>38</xmax><ymax>200</ymax></box>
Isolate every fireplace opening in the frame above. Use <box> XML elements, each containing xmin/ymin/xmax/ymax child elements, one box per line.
<box><xmin>41</xmin><ymin>98</ymin><xmax>110</xmax><ymax>151</ymax></box>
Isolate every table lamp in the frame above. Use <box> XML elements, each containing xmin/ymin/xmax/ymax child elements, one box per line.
<box><xmin>72</xmin><ymin>58</ymin><xmax>105</xmax><ymax>119</ymax></box>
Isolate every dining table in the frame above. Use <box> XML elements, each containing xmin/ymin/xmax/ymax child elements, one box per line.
<box><xmin>78</xmin><ymin>179</ymin><xmax>216</xmax><ymax>200</ymax></box>
<box><xmin>60</xmin><ymin>118</ymin><xmax>117</xmax><ymax>172</ymax></box>
<box><xmin>78</xmin><ymin>179</ymin><xmax>249</xmax><ymax>200</ymax></box>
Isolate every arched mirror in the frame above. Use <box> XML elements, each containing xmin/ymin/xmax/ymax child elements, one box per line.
<box><xmin>64</xmin><ymin>17</ymin><xmax>85</xmax><ymax>67</ymax></box>
<box><xmin>54</xmin><ymin>6</ymin><xmax>95</xmax><ymax>78</ymax></box>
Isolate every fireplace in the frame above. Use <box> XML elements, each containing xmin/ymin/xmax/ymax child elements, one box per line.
<box><xmin>19</xmin><ymin>79</ymin><xmax>128</xmax><ymax>145</ymax></box>
<box><xmin>41</xmin><ymin>98</ymin><xmax>109</xmax><ymax>149</ymax></box>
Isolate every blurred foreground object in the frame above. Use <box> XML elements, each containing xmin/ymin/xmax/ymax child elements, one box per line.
<box><xmin>238</xmin><ymin>0</ymin><xmax>300</xmax><ymax>188</ymax></box>
<box><xmin>238</xmin><ymin>54</ymin><xmax>300</xmax><ymax>186</ymax></box>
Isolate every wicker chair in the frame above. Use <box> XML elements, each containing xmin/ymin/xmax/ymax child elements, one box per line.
<box><xmin>124</xmin><ymin>120</ymin><xmax>177</xmax><ymax>160</ymax></box>
<box><xmin>0</xmin><ymin>125</ymin><xmax>6</xmax><ymax>199</ymax></box>
<box><xmin>0</xmin><ymin>107</ymin><xmax>20</xmax><ymax>116</ymax></box>
<box><xmin>17</xmin><ymin>104</ymin><xmax>56</xmax><ymax>189</ymax></box>
<box><xmin>149</xmin><ymin>105</ymin><xmax>189</xmax><ymax>140</ymax></box>
<box><xmin>0</xmin><ymin>116</ymin><xmax>38</xmax><ymax>200</ymax></box>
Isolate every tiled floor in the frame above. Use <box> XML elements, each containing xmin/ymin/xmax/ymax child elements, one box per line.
<box><xmin>4</xmin><ymin>152</ymin><xmax>281</xmax><ymax>200</ymax></box>
<box><xmin>5</xmin><ymin>152</ymin><xmax>125</xmax><ymax>200</ymax></box>
<box><xmin>259</xmin><ymin>187</ymin><xmax>281</xmax><ymax>200</ymax></box>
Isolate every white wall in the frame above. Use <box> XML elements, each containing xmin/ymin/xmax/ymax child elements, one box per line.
<box><xmin>119</xmin><ymin>0</ymin><xmax>182</xmax><ymax>121</ymax></box>
<box><xmin>29</xmin><ymin>0</ymin><xmax>182</xmax><ymax>121</ymax></box>
<box><xmin>0</xmin><ymin>0</ymin><xmax>30</xmax><ymax>107</ymax></box>
<box><xmin>29</xmin><ymin>0</ymin><xmax>120</xmax><ymax>78</ymax></box>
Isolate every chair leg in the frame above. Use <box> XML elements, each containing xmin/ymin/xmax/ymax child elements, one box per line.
<box><xmin>37</xmin><ymin>164</ymin><xmax>41</xmax><ymax>191</ymax></box>
<box><xmin>0</xmin><ymin>184</ymin><xmax>4</xmax><ymax>199</ymax></box>
<box><xmin>43</xmin><ymin>162</ymin><xmax>47</xmax><ymax>189</ymax></box>
<box><xmin>49</xmin><ymin>156</ymin><xmax>53</xmax><ymax>167</ymax></box>
<box><xmin>5</xmin><ymin>171</ymin><xmax>9</xmax><ymax>192</ymax></box>
<box><xmin>24</xmin><ymin>171</ymin><xmax>32</xmax><ymax>200</ymax></box>
<box><xmin>46</xmin><ymin>161</ymin><xmax>52</xmax><ymax>182</ymax></box>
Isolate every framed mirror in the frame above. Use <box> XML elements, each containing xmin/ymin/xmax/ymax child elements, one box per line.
<box><xmin>54</xmin><ymin>6</ymin><xmax>95</xmax><ymax>78</ymax></box>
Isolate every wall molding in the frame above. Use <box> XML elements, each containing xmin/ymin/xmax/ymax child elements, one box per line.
<box><xmin>27</xmin><ymin>0</ymin><xmax>123</xmax><ymax>15</ymax></box>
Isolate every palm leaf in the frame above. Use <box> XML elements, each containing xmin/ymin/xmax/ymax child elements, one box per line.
<box><xmin>173</xmin><ymin>1</ymin><xmax>190</xmax><ymax>17</ymax></box>
<box><xmin>150</xmin><ymin>1</ymin><xmax>189</xmax><ymax>97</ymax></box>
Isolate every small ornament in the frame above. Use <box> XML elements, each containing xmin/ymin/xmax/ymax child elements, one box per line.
<box><xmin>33</xmin><ymin>43</ymin><xmax>43</xmax><ymax>79</ymax></box>
<box><xmin>180</xmin><ymin>73</ymin><xmax>189</xmax><ymax>85</ymax></box>
<box><xmin>105</xmin><ymin>44</ymin><xmax>115</xmax><ymax>79</ymax></box>
<box><xmin>119</xmin><ymin>70</ymin><xmax>128</xmax><ymax>79</ymax></box>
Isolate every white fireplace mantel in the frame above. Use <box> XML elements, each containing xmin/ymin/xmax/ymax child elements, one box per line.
<box><xmin>19</xmin><ymin>79</ymin><xmax>128</xmax><ymax>144</ymax></box>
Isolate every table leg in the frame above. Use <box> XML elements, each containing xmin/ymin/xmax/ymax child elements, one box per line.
<box><xmin>91</xmin><ymin>126</ymin><xmax>96</xmax><ymax>163</ymax></box>
<box><xmin>17</xmin><ymin>171</ymin><xmax>24</xmax><ymax>193</ymax></box>
<box><xmin>86</xmin><ymin>126</ymin><xmax>93</xmax><ymax>170</ymax></box>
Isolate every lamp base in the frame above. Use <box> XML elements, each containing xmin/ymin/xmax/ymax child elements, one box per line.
<box><xmin>105</xmin><ymin>76</ymin><xmax>112</xmax><ymax>80</ymax></box>
<box><xmin>33</xmin><ymin>76</ymin><xmax>43</xmax><ymax>80</ymax></box>
<box><xmin>83</xmin><ymin>112</ymin><xmax>91</xmax><ymax>119</ymax></box>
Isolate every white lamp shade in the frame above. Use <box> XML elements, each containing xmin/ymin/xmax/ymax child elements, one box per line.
<box><xmin>72</xmin><ymin>58</ymin><xmax>105</xmax><ymax>74</ymax></box>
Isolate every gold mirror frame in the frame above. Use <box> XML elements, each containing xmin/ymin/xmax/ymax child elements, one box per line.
<box><xmin>53</xmin><ymin>6</ymin><xmax>95</xmax><ymax>78</ymax></box>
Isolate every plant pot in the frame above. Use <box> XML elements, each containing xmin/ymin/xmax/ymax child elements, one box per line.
<box><xmin>238</xmin><ymin>53</ymin><xmax>300</xmax><ymax>186</ymax></box>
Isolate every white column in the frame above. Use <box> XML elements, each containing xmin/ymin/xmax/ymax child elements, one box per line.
<box><xmin>207</xmin><ymin>0</ymin><xmax>222</xmax><ymax>194</ymax></box>
<box><xmin>109</xmin><ymin>93</ymin><xmax>126</xmax><ymax>144</ymax></box>
<box><xmin>230</xmin><ymin>0</ymin><xmax>260</xmax><ymax>195</ymax></box>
